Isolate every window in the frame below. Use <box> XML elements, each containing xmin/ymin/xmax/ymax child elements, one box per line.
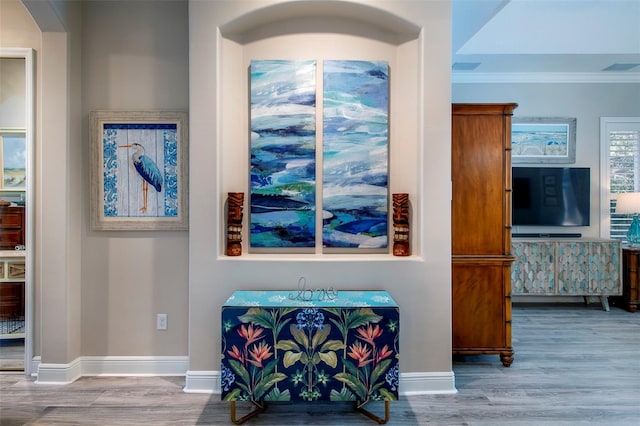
<box><xmin>600</xmin><ymin>118</ymin><xmax>640</xmax><ymax>240</ymax></box>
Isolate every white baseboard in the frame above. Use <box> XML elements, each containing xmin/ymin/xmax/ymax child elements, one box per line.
<box><xmin>183</xmin><ymin>370</ymin><xmax>221</xmax><ymax>393</ymax></box>
<box><xmin>184</xmin><ymin>370</ymin><xmax>456</xmax><ymax>395</ymax></box>
<box><xmin>36</xmin><ymin>357</ymin><xmax>83</xmax><ymax>384</ymax></box>
<box><xmin>400</xmin><ymin>371</ymin><xmax>457</xmax><ymax>395</ymax></box>
<box><xmin>31</xmin><ymin>356</ymin><xmax>41</xmax><ymax>376</ymax></box>
<box><xmin>35</xmin><ymin>356</ymin><xmax>189</xmax><ymax>384</ymax></box>
<box><xmin>34</xmin><ymin>358</ymin><xmax>456</xmax><ymax>395</ymax></box>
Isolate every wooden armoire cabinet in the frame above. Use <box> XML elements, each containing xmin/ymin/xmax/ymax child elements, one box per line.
<box><xmin>451</xmin><ymin>103</ymin><xmax>517</xmax><ymax>367</ymax></box>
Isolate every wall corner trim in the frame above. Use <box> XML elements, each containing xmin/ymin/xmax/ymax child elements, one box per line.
<box><xmin>184</xmin><ymin>370</ymin><xmax>456</xmax><ymax>395</ymax></box>
<box><xmin>184</xmin><ymin>370</ymin><xmax>221</xmax><ymax>394</ymax></box>
<box><xmin>35</xmin><ymin>358</ymin><xmax>83</xmax><ymax>384</ymax></box>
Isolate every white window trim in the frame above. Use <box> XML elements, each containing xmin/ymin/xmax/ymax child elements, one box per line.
<box><xmin>600</xmin><ymin>117</ymin><xmax>640</xmax><ymax>239</ymax></box>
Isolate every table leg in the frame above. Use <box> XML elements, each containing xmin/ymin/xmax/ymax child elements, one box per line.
<box><xmin>355</xmin><ymin>400</ymin><xmax>390</xmax><ymax>424</ymax></box>
<box><xmin>230</xmin><ymin>401</ymin><xmax>265</xmax><ymax>425</ymax></box>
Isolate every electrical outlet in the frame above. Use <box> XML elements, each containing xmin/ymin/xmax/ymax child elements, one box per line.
<box><xmin>157</xmin><ymin>313</ymin><xmax>168</xmax><ymax>330</ymax></box>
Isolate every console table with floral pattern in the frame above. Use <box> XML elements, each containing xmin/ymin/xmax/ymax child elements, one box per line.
<box><xmin>221</xmin><ymin>290</ymin><xmax>400</xmax><ymax>424</ymax></box>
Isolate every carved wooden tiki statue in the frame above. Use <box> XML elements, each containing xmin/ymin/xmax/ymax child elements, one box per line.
<box><xmin>392</xmin><ymin>193</ymin><xmax>410</xmax><ymax>256</ymax></box>
<box><xmin>226</xmin><ymin>192</ymin><xmax>244</xmax><ymax>256</ymax></box>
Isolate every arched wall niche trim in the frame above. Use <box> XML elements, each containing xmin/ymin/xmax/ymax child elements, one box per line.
<box><xmin>220</xmin><ymin>1</ymin><xmax>421</xmax><ymax>45</ymax></box>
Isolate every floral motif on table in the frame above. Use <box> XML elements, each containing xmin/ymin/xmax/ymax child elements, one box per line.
<box><xmin>221</xmin><ymin>306</ymin><xmax>399</xmax><ymax>403</ymax></box>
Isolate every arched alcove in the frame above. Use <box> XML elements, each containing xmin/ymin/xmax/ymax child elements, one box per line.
<box><xmin>216</xmin><ymin>1</ymin><xmax>423</xmax><ymax>258</ymax></box>
<box><xmin>220</xmin><ymin>1</ymin><xmax>420</xmax><ymax>44</ymax></box>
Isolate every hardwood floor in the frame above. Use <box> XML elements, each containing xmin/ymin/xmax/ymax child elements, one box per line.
<box><xmin>0</xmin><ymin>304</ymin><xmax>638</xmax><ymax>425</ymax></box>
<box><xmin>0</xmin><ymin>338</ymin><xmax>24</xmax><ymax>371</ymax></box>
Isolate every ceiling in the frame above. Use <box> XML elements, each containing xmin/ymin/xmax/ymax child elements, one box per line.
<box><xmin>452</xmin><ymin>0</ymin><xmax>640</xmax><ymax>83</ymax></box>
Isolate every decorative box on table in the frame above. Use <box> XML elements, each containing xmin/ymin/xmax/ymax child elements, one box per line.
<box><xmin>221</xmin><ymin>290</ymin><xmax>399</xmax><ymax>424</ymax></box>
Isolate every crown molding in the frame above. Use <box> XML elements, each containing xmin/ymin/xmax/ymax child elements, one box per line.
<box><xmin>452</xmin><ymin>72</ymin><xmax>640</xmax><ymax>84</ymax></box>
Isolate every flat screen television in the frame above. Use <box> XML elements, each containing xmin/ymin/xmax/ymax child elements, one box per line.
<box><xmin>512</xmin><ymin>167</ymin><xmax>590</xmax><ymax>226</ymax></box>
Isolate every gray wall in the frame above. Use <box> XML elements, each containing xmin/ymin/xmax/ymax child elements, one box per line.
<box><xmin>80</xmin><ymin>0</ymin><xmax>190</xmax><ymax>356</ymax></box>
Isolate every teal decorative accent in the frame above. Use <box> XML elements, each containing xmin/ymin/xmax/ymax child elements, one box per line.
<box><xmin>627</xmin><ymin>215</ymin><xmax>640</xmax><ymax>245</ymax></box>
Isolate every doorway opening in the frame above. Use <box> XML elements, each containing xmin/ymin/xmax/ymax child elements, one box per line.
<box><xmin>0</xmin><ymin>50</ymin><xmax>34</xmax><ymax>374</ymax></box>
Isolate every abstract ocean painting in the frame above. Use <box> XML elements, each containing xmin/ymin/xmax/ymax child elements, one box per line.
<box><xmin>512</xmin><ymin>123</ymin><xmax>569</xmax><ymax>157</ymax></box>
<box><xmin>102</xmin><ymin>123</ymin><xmax>179</xmax><ymax>218</ymax></box>
<box><xmin>323</xmin><ymin>60</ymin><xmax>389</xmax><ymax>248</ymax></box>
<box><xmin>250</xmin><ymin>60</ymin><xmax>317</xmax><ymax>248</ymax></box>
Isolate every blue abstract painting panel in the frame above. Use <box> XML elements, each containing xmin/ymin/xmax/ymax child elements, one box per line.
<box><xmin>103</xmin><ymin>123</ymin><xmax>178</xmax><ymax>218</ymax></box>
<box><xmin>250</xmin><ymin>60</ymin><xmax>317</xmax><ymax>247</ymax></box>
<box><xmin>323</xmin><ymin>60</ymin><xmax>389</xmax><ymax>248</ymax></box>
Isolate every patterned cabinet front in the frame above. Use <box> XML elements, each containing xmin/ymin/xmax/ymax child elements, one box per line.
<box><xmin>589</xmin><ymin>241</ymin><xmax>621</xmax><ymax>294</ymax></box>
<box><xmin>512</xmin><ymin>239</ymin><xmax>621</xmax><ymax>296</ymax></box>
<box><xmin>556</xmin><ymin>242</ymin><xmax>589</xmax><ymax>294</ymax></box>
<box><xmin>221</xmin><ymin>291</ymin><xmax>399</xmax><ymax>404</ymax></box>
<box><xmin>511</xmin><ymin>241</ymin><xmax>555</xmax><ymax>294</ymax></box>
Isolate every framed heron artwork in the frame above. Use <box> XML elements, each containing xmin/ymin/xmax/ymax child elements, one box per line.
<box><xmin>89</xmin><ymin>110</ymin><xmax>188</xmax><ymax>230</ymax></box>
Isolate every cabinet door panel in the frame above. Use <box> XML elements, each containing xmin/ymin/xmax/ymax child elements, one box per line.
<box><xmin>452</xmin><ymin>115</ymin><xmax>506</xmax><ymax>255</ymax></box>
<box><xmin>0</xmin><ymin>212</ymin><xmax>21</xmax><ymax>228</ymax></box>
<box><xmin>589</xmin><ymin>241</ymin><xmax>621</xmax><ymax>294</ymax></box>
<box><xmin>0</xmin><ymin>230</ymin><xmax>22</xmax><ymax>249</ymax></box>
<box><xmin>0</xmin><ymin>207</ymin><xmax>25</xmax><ymax>249</ymax></box>
<box><xmin>512</xmin><ymin>241</ymin><xmax>555</xmax><ymax>294</ymax></box>
<box><xmin>452</xmin><ymin>264</ymin><xmax>506</xmax><ymax>348</ymax></box>
<box><xmin>0</xmin><ymin>282</ymin><xmax>25</xmax><ymax>319</ymax></box>
<box><xmin>556</xmin><ymin>242</ymin><xmax>588</xmax><ymax>294</ymax></box>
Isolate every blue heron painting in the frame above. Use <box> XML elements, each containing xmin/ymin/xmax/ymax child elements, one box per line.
<box><xmin>119</xmin><ymin>142</ymin><xmax>163</xmax><ymax>213</ymax></box>
<box><xmin>102</xmin><ymin>123</ymin><xmax>179</xmax><ymax>218</ymax></box>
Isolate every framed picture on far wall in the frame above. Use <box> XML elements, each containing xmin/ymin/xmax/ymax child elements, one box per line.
<box><xmin>89</xmin><ymin>110</ymin><xmax>189</xmax><ymax>231</ymax></box>
<box><xmin>512</xmin><ymin>117</ymin><xmax>577</xmax><ymax>164</ymax></box>
<box><xmin>0</xmin><ymin>129</ymin><xmax>26</xmax><ymax>190</ymax></box>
